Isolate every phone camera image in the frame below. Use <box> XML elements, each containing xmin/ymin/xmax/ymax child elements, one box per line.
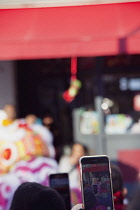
<box><xmin>80</xmin><ymin>156</ymin><xmax>114</xmax><ymax>210</ymax></box>
<box><xmin>49</xmin><ymin>173</ymin><xmax>71</xmax><ymax>210</ymax></box>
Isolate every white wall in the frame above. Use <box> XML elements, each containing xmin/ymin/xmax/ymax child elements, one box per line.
<box><xmin>0</xmin><ymin>61</ymin><xmax>16</xmax><ymax>109</ymax></box>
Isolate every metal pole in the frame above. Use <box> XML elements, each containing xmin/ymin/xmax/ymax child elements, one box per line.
<box><xmin>94</xmin><ymin>57</ymin><xmax>107</xmax><ymax>155</ymax></box>
<box><xmin>95</xmin><ymin>96</ymin><xmax>107</xmax><ymax>155</ymax></box>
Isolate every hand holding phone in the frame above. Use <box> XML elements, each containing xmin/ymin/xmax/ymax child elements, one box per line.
<box><xmin>79</xmin><ymin>155</ymin><xmax>114</xmax><ymax>210</ymax></box>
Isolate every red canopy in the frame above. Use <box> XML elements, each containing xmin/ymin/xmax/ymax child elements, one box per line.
<box><xmin>0</xmin><ymin>2</ymin><xmax>140</xmax><ymax>60</ymax></box>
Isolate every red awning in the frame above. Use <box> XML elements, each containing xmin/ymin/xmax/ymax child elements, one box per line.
<box><xmin>0</xmin><ymin>2</ymin><xmax>140</xmax><ymax>60</ymax></box>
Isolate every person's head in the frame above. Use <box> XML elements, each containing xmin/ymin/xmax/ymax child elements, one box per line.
<box><xmin>43</xmin><ymin>113</ymin><xmax>54</xmax><ymax>129</ymax></box>
<box><xmin>10</xmin><ymin>182</ymin><xmax>66</xmax><ymax>210</ymax></box>
<box><xmin>25</xmin><ymin>114</ymin><xmax>37</xmax><ymax>126</ymax></box>
<box><xmin>70</xmin><ymin>143</ymin><xmax>88</xmax><ymax>164</ymax></box>
<box><xmin>4</xmin><ymin>104</ymin><xmax>16</xmax><ymax>120</ymax></box>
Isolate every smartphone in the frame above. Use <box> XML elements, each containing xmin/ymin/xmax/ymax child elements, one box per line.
<box><xmin>49</xmin><ymin>173</ymin><xmax>71</xmax><ymax>210</ymax></box>
<box><xmin>79</xmin><ymin>155</ymin><xmax>114</xmax><ymax>210</ymax></box>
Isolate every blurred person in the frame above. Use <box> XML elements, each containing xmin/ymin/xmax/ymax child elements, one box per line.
<box><xmin>17</xmin><ymin>114</ymin><xmax>37</xmax><ymax>129</ymax></box>
<box><xmin>127</xmin><ymin>184</ymin><xmax>140</xmax><ymax>210</ymax></box>
<box><xmin>2</xmin><ymin>104</ymin><xmax>16</xmax><ymax>126</ymax></box>
<box><xmin>25</xmin><ymin>114</ymin><xmax>37</xmax><ymax>126</ymax></box>
<box><xmin>43</xmin><ymin>113</ymin><xmax>54</xmax><ymax>130</ymax></box>
<box><xmin>18</xmin><ymin>114</ymin><xmax>41</xmax><ymax>128</ymax></box>
<box><xmin>59</xmin><ymin>143</ymin><xmax>88</xmax><ymax>189</ymax></box>
<box><xmin>10</xmin><ymin>182</ymin><xmax>66</xmax><ymax>210</ymax></box>
<box><xmin>111</xmin><ymin>164</ymin><xmax>128</xmax><ymax>210</ymax></box>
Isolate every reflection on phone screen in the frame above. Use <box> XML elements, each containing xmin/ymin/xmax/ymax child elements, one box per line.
<box><xmin>82</xmin><ymin>163</ymin><xmax>113</xmax><ymax>210</ymax></box>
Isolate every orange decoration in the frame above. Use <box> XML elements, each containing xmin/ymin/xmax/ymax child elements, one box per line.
<box><xmin>3</xmin><ymin>148</ymin><xmax>12</xmax><ymax>160</ymax></box>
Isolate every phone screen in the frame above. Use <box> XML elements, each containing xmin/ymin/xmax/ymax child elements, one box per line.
<box><xmin>80</xmin><ymin>156</ymin><xmax>114</xmax><ymax>210</ymax></box>
<box><xmin>49</xmin><ymin>173</ymin><xmax>71</xmax><ymax>210</ymax></box>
